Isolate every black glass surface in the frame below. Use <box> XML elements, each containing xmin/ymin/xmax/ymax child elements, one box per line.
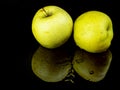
<box><xmin>4</xmin><ymin>0</ymin><xmax>120</xmax><ymax>89</ymax></box>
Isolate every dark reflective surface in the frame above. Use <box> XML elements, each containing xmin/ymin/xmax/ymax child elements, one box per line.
<box><xmin>31</xmin><ymin>45</ymin><xmax>73</xmax><ymax>82</ymax></box>
<box><xmin>72</xmin><ymin>47</ymin><xmax>112</xmax><ymax>82</ymax></box>
<box><xmin>5</xmin><ymin>0</ymin><xmax>120</xmax><ymax>89</ymax></box>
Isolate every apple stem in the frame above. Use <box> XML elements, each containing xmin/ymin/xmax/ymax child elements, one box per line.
<box><xmin>42</xmin><ymin>8</ymin><xmax>48</xmax><ymax>17</ymax></box>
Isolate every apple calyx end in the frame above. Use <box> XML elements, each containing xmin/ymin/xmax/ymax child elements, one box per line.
<box><xmin>106</xmin><ymin>25</ymin><xmax>110</xmax><ymax>31</ymax></box>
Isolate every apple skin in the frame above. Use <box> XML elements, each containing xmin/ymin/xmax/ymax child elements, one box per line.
<box><xmin>74</xmin><ymin>11</ymin><xmax>113</xmax><ymax>53</ymax></box>
<box><xmin>32</xmin><ymin>5</ymin><xmax>73</xmax><ymax>49</ymax></box>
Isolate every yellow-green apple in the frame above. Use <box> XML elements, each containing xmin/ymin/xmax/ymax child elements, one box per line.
<box><xmin>32</xmin><ymin>5</ymin><xmax>73</xmax><ymax>49</ymax></box>
<box><xmin>31</xmin><ymin>45</ymin><xmax>72</xmax><ymax>82</ymax></box>
<box><xmin>72</xmin><ymin>47</ymin><xmax>112</xmax><ymax>82</ymax></box>
<box><xmin>74</xmin><ymin>10</ymin><xmax>113</xmax><ymax>53</ymax></box>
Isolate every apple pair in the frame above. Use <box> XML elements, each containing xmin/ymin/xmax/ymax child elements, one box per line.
<box><xmin>32</xmin><ymin>5</ymin><xmax>113</xmax><ymax>53</ymax></box>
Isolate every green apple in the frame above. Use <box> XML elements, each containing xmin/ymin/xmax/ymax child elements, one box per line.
<box><xmin>32</xmin><ymin>5</ymin><xmax>73</xmax><ymax>49</ymax></box>
<box><xmin>72</xmin><ymin>48</ymin><xmax>112</xmax><ymax>82</ymax></box>
<box><xmin>31</xmin><ymin>45</ymin><xmax>72</xmax><ymax>82</ymax></box>
<box><xmin>74</xmin><ymin>10</ymin><xmax>113</xmax><ymax>53</ymax></box>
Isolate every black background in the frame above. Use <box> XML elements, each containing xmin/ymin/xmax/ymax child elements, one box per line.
<box><xmin>2</xmin><ymin>0</ymin><xmax>120</xmax><ymax>89</ymax></box>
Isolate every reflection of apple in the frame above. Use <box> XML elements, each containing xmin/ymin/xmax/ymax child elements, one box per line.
<box><xmin>74</xmin><ymin>11</ymin><xmax>113</xmax><ymax>53</ymax></box>
<box><xmin>72</xmin><ymin>47</ymin><xmax>112</xmax><ymax>82</ymax></box>
<box><xmin>31</xmin><ymin>45</ymin><xmax>72</xmax><ymax>82</ymax></box>
<box><xmin>32</xmin><ymin>5</ymin><xmax>73</xmax><ymax>49</ymax></box>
